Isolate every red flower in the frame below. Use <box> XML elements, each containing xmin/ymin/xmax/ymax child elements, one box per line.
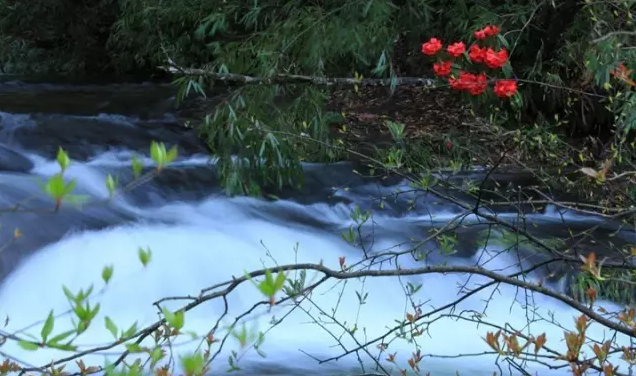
<box><xmin>469</xmin><ymin>73</ymin><xmax>488</xmax><ymax>95</ymax></box>
<box><xmin>484</xmin><ymin>48</ymin><xmax>508</xmax><ymax>69</ymax></box>
<box><xmin>422</xmin><ymin>38</ymin><xmax>443</xmax><ymax>55</ymax></box>
<box><xmin>449</xmin><ymin>71</ymin><xmax>469</xmax><ymax>91</ymax></box>
<box><xmin>475</xmin><ymin>25</ymin><xmax>501</xmax><ymax>39</ymax></box>
<box><xmin>493</xmin><ymin>79</ymin><xmax>518</xmax><ymax>98</ymax></box>
<box><xmin>449</xmin><ymin>71</ymin><xmax>488</xmax><ymax>95</ymax></box>
<box><xmin>483</xmin><ymin>25</ymin><xmax>500</xmax><ymax>37</ymax></box>
<box><xmin>469</xmin><ymin>44</ymin><xmax>486</xmax><ymax>63</ymax></box>
<box><xmin>474</xmin><ymin>29</ymin><xmax>487</xmax><ymax>40</ymax></box>
<box><xmin>445</xmin><ymin>141</ymin><xmax>453</xmax><ymax>150</ymax></box>
<box><xmin>446</xmin><ymin>42</ymin><xmax>465</xmax><ymax>58</ymax></box>
<box><xmin>433</xmin><ymin>60</ymin><xmax>453</xmax><ymax>77</ymax></box>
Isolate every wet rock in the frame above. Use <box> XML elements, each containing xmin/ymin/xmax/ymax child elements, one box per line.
<box><xmin>0</xmin><ymin>113</ymin><xmax>209</xmax><ymax>160</ymax></box>
<box><xmin>0</xmin><ymin>144</ymin><xmax>33</xmax><ymax>172</ymax></box>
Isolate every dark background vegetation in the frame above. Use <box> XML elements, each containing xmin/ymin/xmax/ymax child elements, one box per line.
<box><xmin>1</xmin><ymin>0</ymin><xmax>634</xmax><ymax>195</ymax></box>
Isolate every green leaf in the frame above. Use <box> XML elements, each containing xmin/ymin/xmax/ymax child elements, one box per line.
<box><xmin>264</xmin><ymin>269</ymin><xmax>274</xmax><ymax>289</ymax></box>
<box><xmin>497</xmin><ymin>34</ymin><xmax>510</xmax><ymax>49</ymax></box>
<box><xmin>132</xmin><ymin>155</ymin><xmax>144</xmax><ymax>178</ymax></box>
<box><xmin>138</xmin><ymin>247</ymin><xmax>152</xmax><ymax>267</ymax></box>
<box><xmin>104</xmin><ymin>316</ymin><xmax>118</xmax><ymax>339</ymax></box>
<box><xmin>173</xmin><ymin>310</ymin><xmax>184</xmax><ymax>330</ymax></box>
<box><xmin>88</xmin><ymin>303</ymin><xmax>100</xmax><ymax>321</ymax></box>
<box><xmin>102</xmin><ymin>264</ymin><xmax>114</xmax><ymax>284</ymax></box>
<box><xmin>274</xmin><ymin>271</ymin><xmax>286</xmax><ymax>291</ymax></box>
<box><xmin>166</xmin><ymin>146</ymin><xmax>178</xmax><ymax>164</ymax></box>
<box><xmin>44</xmin><ymin>174</ymin><xmax>66</xmax><ymax>199</ymax></box>
<box><xmin>62</xmin><ymin>285</ymin><xmax>75</xmax><ymax>301</ymax></box>
<box><xmin>47</xmin><ymin>342</ymin><xmax>77</xmax><ymax>351</ymax></box>
<box><xmin>56</xmin><ymin>148</ymin><xmax>70</xmax><ymax>172</ymax></box>
<box><xmin>123</xmin><ymin>322</ymin><xmax>138</xmax><ymax>338</ymax></box>
<box><xmin>150</xmin><ymin>141</ymin><xmax>167</xmax><ymax>166</ymax></box>
<box><xmin>40</xmin><ymin>310</ymin><xmax>55</xmax><ymax>343</ymax></box>
<box><xmin>47</xmin><ymin>330</ymin><xmax>75</xmax><ymax>344</ymax></box>
<box><xmin>161</xmin><ymin>307</ymin><xmax>184</xmax><ymax>330</ymax></box>
<box><xmin>125</xmin><ymin>343</ymin><xmax>143</xmax><ymax>353</ymax></box>
<box><xmin>105</xmin><ymin>174</ymin><xmax>117</xmax><ymax>196</ymax></box>
<box><xmin>180</xmin><ymin>352</ymin><xmax>205</xmax><ymax>376</ymax></box>
<box><xmin>150</xmin><ymin>347</ymin><xmax>164</xmax><ymax>365</ymax></box>
<box><xmin>17</xmin><ymin>341</ymin><xmax>39</xmax><ymax>351</ymax></box>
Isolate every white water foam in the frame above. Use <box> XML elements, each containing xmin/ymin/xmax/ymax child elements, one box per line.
<box><xmin>0</xmin><ymin>194</ymin><xmax>631</xmax><ymax>376</ymax></box>
<box><xmin>0</xmin><ymin>151</ymin><xmax>631</xmax><ymax>375</ymax></box>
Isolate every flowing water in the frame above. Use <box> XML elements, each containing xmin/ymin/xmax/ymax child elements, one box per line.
<box><xmin>0</xmin><ymin>81</ymin><xmax>634</xmax><ymax>376</ymax></box>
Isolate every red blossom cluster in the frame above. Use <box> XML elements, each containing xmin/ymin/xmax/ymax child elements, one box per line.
<box><xmin>421</xmin><ymin>25</ymin><xmax>517</xmax><ymax>99</ymax></box>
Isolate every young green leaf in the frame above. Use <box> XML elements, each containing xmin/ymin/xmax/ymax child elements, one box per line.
<box><xmin>105</xmin><ymin>174</ymin><xmax>118</xmax><ymax>197</ymax></box>
<box><xmin>132</xmin><ymin>155</ymin><xmax>144</xmax><ymax>178</ymax></box>
<box><xmin>40</xmin><ymin>310</ymin><xmax>55</xmax><ymax>343</ymax></box>
<box><xmin>56</xmin><ymin>148</ymin><xmax>71</xmax><ymax>172</ymax></box>
<box><xmin>123</xmin><ymin>322</ymin><xmax>138</xmax><ymax>338</ymax></box>
<box><xmin>104</xmin><ymin>316</ymin><xmax>118</xmax><ymax>339</ymax></box>
<box><xmin>166</xmin><ymin>146</ymin><xmax>178</xmax><ymax>164</ymax></box>
<box><xmin>47</xmin><ymin>342</ymin><xmax>77</xmax><ymax>351</ymax></box>
<box><xmin>17</xmin><ymin>341</ymin><xmax>39</xmax><ymax>351</ymax></box>
<box><xmin>162</xmin><ymin>307</ymin><xmax>175</xmax><ymax>326</ymax></box>
<box><xmin>274</xmin><ymin>271</ymin><xmax>286</xmax><ymax>291</ymax></box>
<box><xmin>173</xmin><ymin>310</ymin><xmax>184</xmax><ymax>330</ymax></box>
<box><xmin>161</xmin><ymin>307</ymin><xmax>184</xmax><ymax>331</ymax></box>
<box><xmin>125</xmin><ymin>343</ymin><xmax>143</xmax><ymax>353</ymax></box>
<box><xmin>180</xmin><ymin>352</ymin><xmax>205</xmax><ymax>376</ymax></box>
<box><xmin>150</xmin><ymin>346</ymin><xmax>165</xmax><ymax>366</ymax></box>
<box><xmin>47</xmin><ymin>329</ymin><xmax>75</xmax><ymax>345</ymax></box>
<box><xmin>150</xmin><ymin>141</ymin><xmax>167</xmax><ymax>167</ymax></box>
<box><xmin>62</xmin><ymin>285</ymin><xmax>75</xmax><ymax>301</ymax></box>
<box><xmin>102</xmin><ymin>264</ymin><xmax>114</xmax><ymax>284</ymax></box>
<box><xmin>138</xmin><ymin>247</ymin><xmax>152</xmax><ymax>267</ymax></box>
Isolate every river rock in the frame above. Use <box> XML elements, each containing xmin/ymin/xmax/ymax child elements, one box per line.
<box><xmin>0</xmin><ymin>113</ymin><xmax>209</xmax><ymax>160</ymax></box>
<box><xmin>0</xmin><ymin>144</ymin><xmax>33</xmax><ymax>172</ymax></box>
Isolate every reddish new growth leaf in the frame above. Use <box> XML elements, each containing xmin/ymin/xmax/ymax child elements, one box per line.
<box><xmin>579</xmin><ymin>252</ymin><xmax>607</xmax><ymax>280</ymax></box>
<box><xmin>603</xmin><ymin>363</ymin><xmax>618</xmax><ymax>376</ymax></box>
<box><xmin>484</xmin><ymin>330</ymin><xmax>503</xmax><ymax>354</ymax></box>
<box><xmin>338</xmin><ymin>256</ymin><xmax>346</xmax><ymax>270</ymax></box>
<box><xmin>618</xmin><ymin>307</ymin><xmax>636</xmax><ymax>328</ymax></box>
<box><xmin>155</xmin><ymin>365</ymin><xmax>172</xmax><ymax>376</ymax></box>
<box><xmin>407</xmin><ymin>350</ymin><xmax>423</xmax><ymax>373</ymax></box>
<box><xmin>503</xmin><ymin>333</ymin><xmax>525</xmax><ymax>357</ymax></box>
<box><xmin>621</xmin><ymin>346</ymin><xmax>635</xmax><ymax>364</ymax></box>
<box><xmin>564</xmin><ymin>330</ymin><xmax>584</xmax><ymax>361</ymax></box>
<box><xmin>586</xmin><ymin>286</ymin><xmax>597</xmax><ymax>306</ymax></box>
<box><xmin>591</xmin><ymin>341</ymin><xmax>611</xmax><ymax>366</ymax></box>
<box><xmin>575</xmin><ymin>314</ymin><xmax>589</xmax><ymax>334</ymax></box>
<box><xmin>534</xmin><ymin>333</ymin><xmax>547</xmax><ymax>355</ymax></box>
<box><xmin>0</xmin><ymin>359</ymin><xmax>20</xmax><ymax>374</ymax></box>
<box><xmin>611</xmin><ymin>63</ymin><xmax>636</xmax><ymax>87</ymax></box>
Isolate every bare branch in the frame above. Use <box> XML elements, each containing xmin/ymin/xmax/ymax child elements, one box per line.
<box><xmin>159</xmin><ymin>64</ymin><xmax>435</xmax><ymax>87</ymax></box>
<box><xmin>593</xmin><ymin>30</ymin><xmax>636</xmax><ymax>43</ymax></box>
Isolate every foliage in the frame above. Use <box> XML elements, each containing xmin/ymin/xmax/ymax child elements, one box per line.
<box><xmin>0</xmin><ymin>0</ymin><xmax>117</xmax><ymax>74</ymax></box>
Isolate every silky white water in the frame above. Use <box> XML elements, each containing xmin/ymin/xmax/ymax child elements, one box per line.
<box><xmin>0</xmin><ymin>154</ymin><xmax>632</xmax><ymax>376</ymax></box>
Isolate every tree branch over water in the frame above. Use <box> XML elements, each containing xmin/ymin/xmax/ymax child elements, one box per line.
<box><xmin>159</xmin><ymin>63</ymin><xmax>435</xmax><ymax>87</ymax></box>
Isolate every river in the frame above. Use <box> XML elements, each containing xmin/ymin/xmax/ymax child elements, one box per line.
<box><xmin>0</xmin><ymin>81</ymin><xmax>633</xmax><ymax>376</ymax></box>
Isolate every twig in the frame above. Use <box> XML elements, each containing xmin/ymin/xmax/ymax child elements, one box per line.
<box><xmin>593</xmin><ymin>30</ymin><xmax>636</xmax><ymax>44</ymax></box>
